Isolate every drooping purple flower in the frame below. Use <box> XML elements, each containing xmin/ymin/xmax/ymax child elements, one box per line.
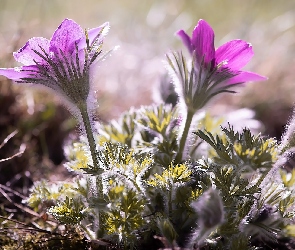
<box><xmin>0</xmin><ymin>19</ymin><xmax>109</xmax><ymax>114</ymax></box>
<box><xmin>168</xmin><ymin>19</ymin><xmax>267</xmax><ymax>112</ymax></box>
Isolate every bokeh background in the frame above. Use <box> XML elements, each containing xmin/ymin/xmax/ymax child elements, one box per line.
<box><xmin>1</xmin><ymin>0</ymin><xmax>295</xmax><ymax>183</ymax></box>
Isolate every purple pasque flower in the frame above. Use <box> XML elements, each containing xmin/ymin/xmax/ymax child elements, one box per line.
<box><xmin>0</xmin><ymin>19</ymin><xmax>109</xmax><ymax>114</ymax></box>
<box><xmin>169</xmin><ymin>19</ymin><xmax>266</xmax><ymax>112</ymax></box>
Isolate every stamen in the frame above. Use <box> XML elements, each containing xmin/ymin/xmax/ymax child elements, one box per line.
<box><xmin>85</xmin><ymin>29</ymin><xmax>90</xmax><ymax>50</ymax></box>
<box><xmin>206</xmin><ymin>69</ymin><xmax>238</xmax><ymax>96</ymax></box>
<box><xmin>74</xmin><ymin>42</ymin><xmax>82</xmax><ymax>78</ymax></box>
<box><xmin>32</xmin><ymin>60</ymin><xmax>54</xmax><ymax>81</ymax></box>
<box><xmin>180</xmin><ymin>52</ymin><xmax>188</xmax><ymax>95</ymax></box>
<box><xmin>188</xmin><ymin>55</ymin><xmax>196</xmax><ymax>100</ymax></box>
<box><xmin>33</xmin><ymin>46</ymin><xmax>65</xmax><ymax>82</ymax></box>
<box><xmin>59</xmin><ymin>48</ymin><xmax>74</xmax><ymax>81</ymax></box>
<box><xmin>89</xmin><ymin>49</ymin><xmax>102</xmax><ymax>65</ymax></box>
<box><xmin>172</xmin><ymin>52</ymin><xmax>184</xmax><ymax>87</ymax></box>
<box><xmin>216</xmin><ymin>60</ymin><xmax>228</xmax><ymax>69</ymax></box>
<box><xmin>53</xmin><ymin>53</ymin><xmax>69</xmax><ymax>83</ymax></box>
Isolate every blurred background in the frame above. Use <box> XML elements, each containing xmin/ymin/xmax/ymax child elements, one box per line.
<box><xmin>0</xmin><ymin>0</ymin><xmax>295</xmax><ymax>183</ymax></box>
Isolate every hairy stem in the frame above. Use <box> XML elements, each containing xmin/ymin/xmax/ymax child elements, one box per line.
<box><xmin>79</xmin><ymin>102</ymin><xmax>104</xmax><ymax>230</ymax></box>
<box><xmin>78</xmin><ymin>102</ymin><xmax>104</xmax><ymax>196</ymax></box>
<box><xmin>175</xmin><ymin>109</ymin><xmax>194</xmax><ymax>163</ymax></box>
<box><xmin>79</xmin><ymin>102</ymin><xmax>99</xmax><ymax>168</ymax></box>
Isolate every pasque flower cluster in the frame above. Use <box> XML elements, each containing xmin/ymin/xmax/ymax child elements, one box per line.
<box><xmin>0</xmin><ymin>18</ymin><xmax>278</xmax><ymax>249</ymax></box>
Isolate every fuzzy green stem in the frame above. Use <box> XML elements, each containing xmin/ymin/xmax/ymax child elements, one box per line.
<box><xmin>79</xmin><ymin>102</ymin><xmax>104</xmax><ymax>230</ymax></box>
<box><xmin>78</xmin><ymin>102</ymin><xmax>104</xmax><ymax>194</ymax></box>
<box><xmin>175</xmin><ymin>109</ymin><xmax>194</xmax><ymax>163</ymax></box>
<box><xmin>79</xmin><ymin>102</ymin><xmax>99</xmax><ymax>168</ymax></box>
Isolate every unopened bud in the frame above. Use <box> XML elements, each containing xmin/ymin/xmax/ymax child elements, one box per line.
<box><xmin>192</xmin><ymin>188</ymin><xmax>224</xmax><ymax>229</ymax></box>
<box><xmin>189</xmin><ymin>188</ymin><xmax>224</xmax><ymax>246</ymax></box>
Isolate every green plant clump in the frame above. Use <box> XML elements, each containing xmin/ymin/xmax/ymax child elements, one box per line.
<box><xmin>26</xmin><ymin>107</ymin><xmax>295</xmax><ymax>249</ymax></box>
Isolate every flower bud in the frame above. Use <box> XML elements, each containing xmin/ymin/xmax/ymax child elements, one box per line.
<box><xmin>192</xmin><ymin>188</ymin><xmax>224</xmax><ymax>229</ymax></box>
<box><xmin>190</xmin><ymin>188</ymin><xmax>224</xmax><ymax>246</ymax></box>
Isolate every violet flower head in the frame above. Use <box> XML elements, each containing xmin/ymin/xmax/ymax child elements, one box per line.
<box><xmin>168</xmin><ymin>19</ymin><xmax>267</xmax><ymax>112</ymax></box>
<box><xmin>0</xmin><ymin>19</ymin><xmax>109</xmax><ymax>115</ymax></box>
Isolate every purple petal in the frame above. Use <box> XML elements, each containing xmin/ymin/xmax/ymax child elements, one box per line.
<box><xmin>77</xmin><ymin>49</ymin><xmax>86</xmax><ymax>70</ymax></box>
<box><xmin>227</xmin><ymin>71</ymin><xmax>267</xmax><ymax>85</ymax></box>
<box><xmin>77</xmin><ymin>22</ymin><xmax>110</xmax><ymax>51</ymax></box>
<box><xmin>50</xmin><ymin>19</ymin><xmax>84</xmax><ymax>55</ymax></box>
<box><xmin>176</xmin><ymin>30</ymin><xmax>193</xmax><ymax>54</ymax></box>
<box><xmin>191</xmin><ymin>19</ymin><xmax>215</xmax><ymax>64</ymax></box>
<box><xmin>88</xmin><ymin>22</ymin><xmax>109</xmax><ymax>45</ymax></box>
<box><xmin>0</xmin><ymin>65</ymin><xmax>39</xmax><ymax>80</ymax></box>
<box><xmin>215</xmin><ymin>40</ymin><xmax>253</xmax><ymax>70</ymax></box>
<box><xmin>13</xmin><ymin>37</ymin><xmax>50</xmax><ymax>66</ymax></box>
